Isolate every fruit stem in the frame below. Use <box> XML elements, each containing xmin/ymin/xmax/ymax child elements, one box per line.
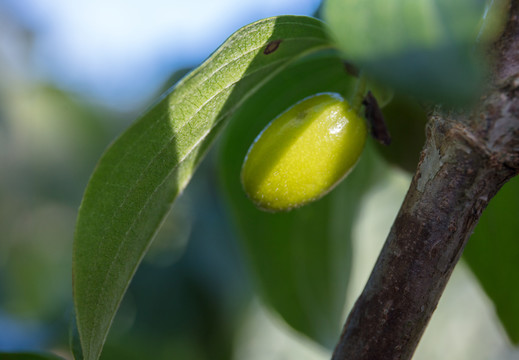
<box><xmin>351</xmin><ymin>72</ymin><xmax>367</xmax><ymax>115</ymax></box>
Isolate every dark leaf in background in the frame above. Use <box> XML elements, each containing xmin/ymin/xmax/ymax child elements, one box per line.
<box><xmin>376</xmin><ymin>93</ymin><xmax>428</xmax><ymax>173</ymax></box>
<box><xmin>464</xmin><ymin>176</ymin><xmax>519</xmax><ymax>344</ymax></box>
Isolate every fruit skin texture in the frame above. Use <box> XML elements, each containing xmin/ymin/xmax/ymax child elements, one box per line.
<box><xmin>241</xmin><ymin>93</ymin><xmax>367</xmax><ymax>212</ymax></box>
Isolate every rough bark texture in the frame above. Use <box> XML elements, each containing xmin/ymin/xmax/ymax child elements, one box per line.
<box><xmin>332</xmin><ymin>2</ymin><xmax>519</xmax><ymax>359</ymax></box>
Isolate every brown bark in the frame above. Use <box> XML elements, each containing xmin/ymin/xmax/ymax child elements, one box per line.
<box><xmin>332</xmin><ymin>2</ymin><xmax>519</xmax><ymax>359</ymax></box>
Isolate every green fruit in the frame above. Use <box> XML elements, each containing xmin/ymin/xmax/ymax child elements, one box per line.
<box><xmin>241</xmin><ymin>93</ymin><xmax>367</xmax><ymax>212</ymax></box>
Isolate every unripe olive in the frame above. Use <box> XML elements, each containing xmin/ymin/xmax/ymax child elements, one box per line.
<box><xmin>241</xmin><ymin>93</ymin><xmax>367</xmax><ymax>212</ymax></box>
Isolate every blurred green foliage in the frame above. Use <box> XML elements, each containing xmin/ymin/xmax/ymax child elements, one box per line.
<box><xmin>0</xmin><ymin>80</ymin><xmax>119</xmax><ymax>352</ymax></box>
<box><xmin>323</xmin><ymin>0</ymin><xmax>507</xmax><ymax>104</ymax></box>
<box><xmin>0</xmin><ymin>73</ymin><xmax>254</xmax><ymax>360</ymax></box>
<box><xmin>0</xmin><ymin>14</ymin><xmax>250</xmax><ymax>360</ymax></box>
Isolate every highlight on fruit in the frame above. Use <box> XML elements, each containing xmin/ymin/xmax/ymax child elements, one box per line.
<box><xmin>240</xmin><ymin>93</ymin><xmax>367</xmax><ymax>212</ymax></box>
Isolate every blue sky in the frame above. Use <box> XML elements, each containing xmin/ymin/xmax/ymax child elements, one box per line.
<box><xmin>1</xmin><ymin>0</ymin><xmax>321</xmax><ymax>109</ymax></box>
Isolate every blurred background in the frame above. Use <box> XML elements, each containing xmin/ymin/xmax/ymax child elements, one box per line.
<box><xmin>0</xmin><ymin>0</ymin><xmax>518</xmax><ymax>359</ymax></box>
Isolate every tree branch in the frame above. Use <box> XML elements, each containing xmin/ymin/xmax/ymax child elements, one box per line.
<box><xmin>332</xmin><ymin>2</ymin><xmax>519</xmax><ymax>359</ymax></box>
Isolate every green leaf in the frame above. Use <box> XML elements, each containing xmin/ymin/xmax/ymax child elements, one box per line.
<box><xmin>323</xmin><ymin>0</ymin><xmax>490</xmax><ymax>103</ymax></box>
<box><xmin>464</xmin><ymin>176</ymin><xmax>519</xmax><ymax>344</ymax></box>
<box><xmin>0</xmin><ymin>353</ymin><xmax>65</xmax><ymax>360</ymax></box>
<box><xmin>73</xmin><ymin>15</ymin><xmax>336</xmax><ymax>360</ymax></box>
<box><xmin>218</xmin><ymin>49</ymin><xmax>383</xmax><ymax>347</ymax></box>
